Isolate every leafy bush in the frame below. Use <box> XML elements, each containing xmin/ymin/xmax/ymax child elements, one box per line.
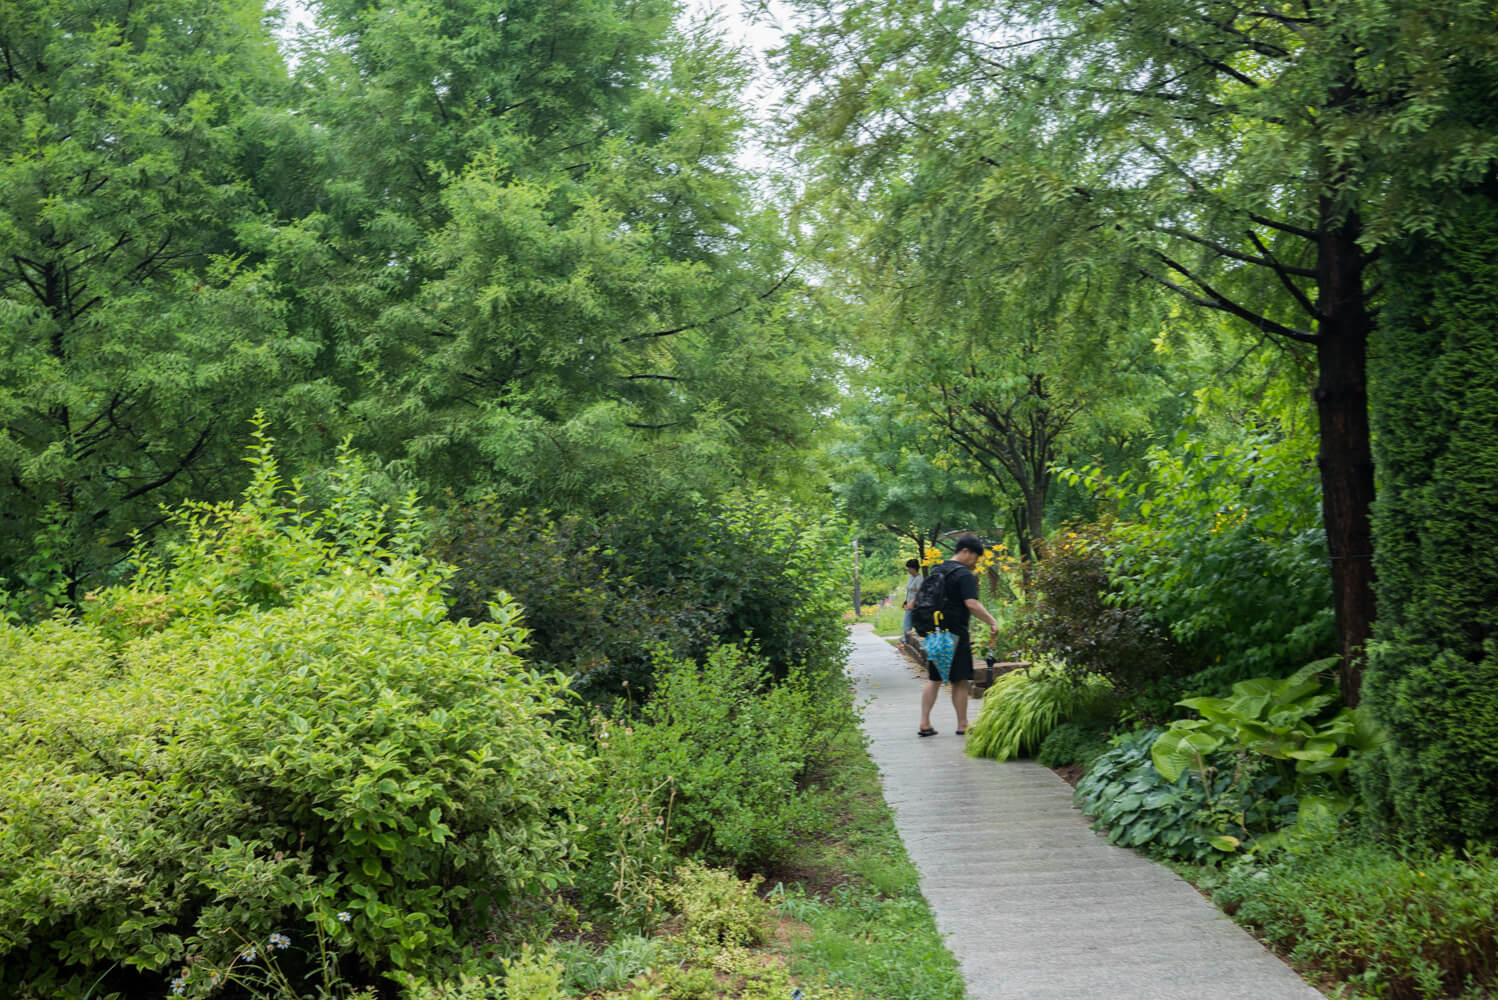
<box><xmin>1015</xmin><ymin>522</ymin><xmax>1184</xmax><ymax>695</ymax></box>
<box><xmin>432</xmin><ymin>502</ymin><xmax>720</xmax><ymax>698</ymax></box>
<box><xmin>1150</xmin><ymin>659</ymin><xmax>1385</xmax><ymax>841</ymax></box>
<box><xmin>576</xmin><ymin>642</ymin><xmax>853</xmax><ymax>909</ymax></box>
<box><xmin>431</xmin><ymin>490</ymin><xmax>851</xmax><ymax>699</ymax></box>
<box><xmin>1035</xmin><ymin>721</ymin><xmax>1112</xmax><ymax>770</ymax></box>
<box><xmin>612</xmin><ymin>490</ymin><xmax>852</xmax><ymax>687</ymax></box>
<box><xmin>667</xmin><ymin>861</ymin><xmax>771</xmax><ymax>952</ymax></box>
<box><xmin>1212</xmin><ymin>843</ymin><xmax>1498</xmax><ymax>1000</ymax></box>
<box><xmin>964</xmin><ymin>664</ymin><xmax>1112</xmax><ymax>762</ymax></box>
<box><xmin>0</xmin><ymin>435</ymin><xmax>588</xmax><ymax>997</ymax></box>
<box><xmin>1073</xmin><ymin>730</ymin><xmax>1297</xmax><ymax>864</ymax></box>
<box><xmin>1063</xmin><ymin>424</ymin><xmax>1335</xmax><ymax>688</ymax></box>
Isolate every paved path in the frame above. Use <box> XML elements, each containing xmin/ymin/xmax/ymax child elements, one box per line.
<box><xmin>847</xmin><ymin>624</ymin><xmax>1325</xmax><ymax>1000</ymax></box>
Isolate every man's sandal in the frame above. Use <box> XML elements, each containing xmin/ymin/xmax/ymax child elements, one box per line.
<box><xmin>918</xmin><ymin>727</ymin><xmax>938</xmax><ymax>737</ymax></box>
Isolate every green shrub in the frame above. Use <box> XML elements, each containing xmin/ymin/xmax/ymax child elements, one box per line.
<box><xmin>432</xmin><ymin>502</ymin><xmax>720</xmax><ymax>699</ymax></box>
<box><xmin>1150</xmin><ymin>659</ymin><xmax>1385</xmax><ymax>847</ymax></box>
<box><xmin>667</xmin><ymin>861</ymin><xmax>771</xmax><ymax>953</ymax></box>
<box><xmin>577</xmin><ymin>643</ymin><xmax>851</xmax><ymax>896</ymax></box>
<box><xmin>1212</xmin><ymin>843</ymin><xmax>1498</xmax><ymax>999</ymax></box>
<box><xmin>1063</xmin><ymin>424</ymin><xmax>1334</xmax><ymax>688</ymax></box>
<box><xmin>1073</xmin><ymin>730</ymin><xmax>1297</xmax><ymax>864</ymax></box>
<box><xmin>1035</xmin><ymin>721</ymin><xmax>1112</xmax><ymax>770</ymax></box>
<box><xmin>431</xmin><ymin>490</ymin><xmax>851</xmax><ymax>700</ymax></box>
<box><xmin>1015</xmin><ymin>522</ymin><xmax>1184</xmax><ymax>695</ymax></box>
<box><xmin>0</xmin><ymin>435</ymin><xmax>587</xmax><ymax>997</ymax></box>
<box><xmin>965</xmin><ymin>664</ymin><xmax>1112</xmax><ymax>762</ymax></box>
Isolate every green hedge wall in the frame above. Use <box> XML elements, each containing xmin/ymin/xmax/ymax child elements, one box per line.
<box><xmin>1359</xmin><ymin>185</ymin><xmax>1498</xmax><ymax>845</ymax></box>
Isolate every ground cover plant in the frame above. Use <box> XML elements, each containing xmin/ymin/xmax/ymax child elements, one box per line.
<box><xmin>1034</xmin><ymin>720</ymin><xmax>1112</xmax><ymax>772</ymax></box>
<box><xmin>1073</xmin><ymin>729</ymin><xmax>1298</xmax><ymax>864</ymax></box>
<box><xmin>1207</xmin><ymin>843</ymin><xmax>1498</xmax><ymax>1000</ymax></box>
<box><xmin>766</xmin><ymin>728</ymin><xmax>967</xmax><ymax>1000</ymax></box>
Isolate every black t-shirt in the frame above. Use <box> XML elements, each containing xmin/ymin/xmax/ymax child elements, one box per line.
<box><xmin>936</xmin><ymin>560</ymin><xmax>979</xmax><ymax>633</ymax></box>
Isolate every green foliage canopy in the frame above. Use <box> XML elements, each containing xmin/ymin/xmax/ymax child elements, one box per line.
<box><xmin>0</xmin><ymin>0</ymin><xmax>329</xmax><ymax>600</ymax></box>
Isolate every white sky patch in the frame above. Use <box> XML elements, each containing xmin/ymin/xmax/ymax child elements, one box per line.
<box><xmin>684</xmin><ymin>0</ymin><xmax>790</xmax><ymax>125</ymax></box>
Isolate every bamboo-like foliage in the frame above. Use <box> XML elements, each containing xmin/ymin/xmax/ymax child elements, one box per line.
<box><xmin>964</xmin><ymin>664</ymin><xmax>1112</xmax><ymax>762</ymax></box>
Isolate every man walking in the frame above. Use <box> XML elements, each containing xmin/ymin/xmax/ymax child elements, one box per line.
<box><xmin>901</xmin><ymin>557</ymin><xmax>921</xmax><ymax>635</ymax></box>
<box><xmin>918</xmin><ymin>535</ymin><xmax>1000</xmax><ymax>737</ymax></box>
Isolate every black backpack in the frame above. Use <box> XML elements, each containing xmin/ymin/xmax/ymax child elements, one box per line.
<box><xmin>909</xmin><ymin>563</ymin><xmax>959</xmax><ymax>635</ymax></box>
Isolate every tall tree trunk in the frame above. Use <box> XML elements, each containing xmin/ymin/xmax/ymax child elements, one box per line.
<box><xmin>1315</xmin><ymin>206</ymin><xmax>1377</xmax><ymax>705</ymax></box>
<box><xmin>1024</xmin><ymin>486</ymin><xmax>1046</xmax><ymax>560</ymax></box>
<box><xmin>1010</xmin><ymin>504</ymin><xmax>1034</xmax><ymax>592</ymax></box>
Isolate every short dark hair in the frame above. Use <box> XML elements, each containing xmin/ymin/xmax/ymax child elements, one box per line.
<box><xmin>954</xmin><ymin>535</ymin><xmax>985</xmax><ymax>555</ymax></box>
<box><xmin>905</xmin><ymin>558</ymin><xmax>920</xmax><ymax>570</ymax></box>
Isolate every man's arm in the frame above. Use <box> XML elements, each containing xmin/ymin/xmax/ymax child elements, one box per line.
<box><xmin>965</xmin><ymin>597</ymin><xmax>999</xmax><ymax>631</ymax></box>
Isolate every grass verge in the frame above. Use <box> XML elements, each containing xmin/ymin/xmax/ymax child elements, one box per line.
<box><xmin>766</xmin><ymin>729</ymin><xmax>966</xmax><ymax>1000</ymax></box>
<box><xmin>545</xmin><ymin>724</ymin><xmax>966</xmax><ymax>1000</ymax></box>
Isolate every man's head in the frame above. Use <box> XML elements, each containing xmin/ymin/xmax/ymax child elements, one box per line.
<box><xmin>905</xmin><ymin>558</ymin><xmax>920</xmax><ymax>574</ymax></box>
<box><xmin>952</xmin><ymin>535</ymin><xmax>985</xmax><ymax>567</ymax></box>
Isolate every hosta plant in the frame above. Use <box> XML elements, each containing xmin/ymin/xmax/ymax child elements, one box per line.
<box><xmin>1074</xmin><ymin>730</ymin><xmax>1297</xmax><ymax>864</ymax></box>
<box><xmin>1150</xmin><ymin>658</ymin><xmax>1386</xmax><ymax>849</ymax></box>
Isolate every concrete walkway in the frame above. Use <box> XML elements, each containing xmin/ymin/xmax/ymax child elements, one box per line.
<box><xmin>847</xmin><ymin>624</ymin><xmax>1325</xmax><ymax>1000</ymax></box>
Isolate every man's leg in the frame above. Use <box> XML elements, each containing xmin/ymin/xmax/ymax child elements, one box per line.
<box><xmin>920</xmin><ymin>678</ymin><xmax>942</xmax><ymax>731</ymax></box>
<box><xmin>951</xmin><ymin>677</ymin><xmax>970</xmax><ymax>733</ymax></box>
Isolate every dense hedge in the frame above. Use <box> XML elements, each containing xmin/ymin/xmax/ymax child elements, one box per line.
<box><xmin>0</xmin><ymin>439</ymin><xmax>589</xmax><ymax>997</ymax></box>
<box><xmin>1359</xmin><ymin>186</ymin><xmax>1498</xmax><ymax>846</ymax></box>
<box><xmin>432</xmin><ymin>491</ymin><xmax>851</xmax><ymax>699</ymax></box>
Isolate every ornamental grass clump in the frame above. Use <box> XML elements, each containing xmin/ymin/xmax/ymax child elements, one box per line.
<box><xmin>965</xmin><ymin>664</ymin><xmax>1112</xmax><ymax>762</ymax></box>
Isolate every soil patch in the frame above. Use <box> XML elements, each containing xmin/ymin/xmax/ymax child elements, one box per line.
<box><xmin>1051</xmin><ymin>764</ymin><xmax>1084</xmax><ymax>787</ymax></box>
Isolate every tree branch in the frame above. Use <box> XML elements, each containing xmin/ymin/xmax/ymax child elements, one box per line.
<box><xmin>117</xmin><ymin>423</ymin><xmax>215</xmax><ymax>503</ymax></box>
<box><xmin>1154</xmin><ymin>225</ymin><xmax>1315</xmax><ymax>277</ymax></box>
<box><xmin>1248</xmin><ymin>212</ymin><xmax>1318</xmax><ymax>242</ymax></box>
<box><xmin>1247</xmin><ymin>229</ymin><xmax>1320</xmax><ymax>318</ymax></box>
<box><xmin>1148</xmin><ymin>252</ymin><xmax>1318</xmax><ymax>342</ymax></box>
<box><xmin>622</xmin><ymin>268</ymin><xmax>795</xmax><ymax>343</ymax></box>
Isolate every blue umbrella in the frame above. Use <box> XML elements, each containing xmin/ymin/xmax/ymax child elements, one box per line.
<box><xmin>922</xmin><ymin>613</ymin><xmax>957</xmax><ymax>681</ymax></box>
